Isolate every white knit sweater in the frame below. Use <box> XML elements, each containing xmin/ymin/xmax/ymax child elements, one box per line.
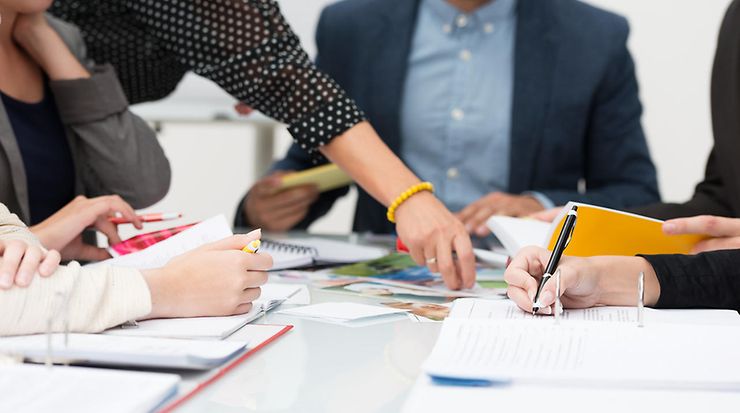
<box><xmin>0</xmin><ymin>204</ymin><xmax>151</xmax><ymax>336</ymax></box>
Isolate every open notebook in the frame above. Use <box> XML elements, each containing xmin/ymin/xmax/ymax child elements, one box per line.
<box><xmin>262</xmin><ymin>238</ymin><xmax>387</xmax><ymax>270</ymax></box>
<box><xmin>0</xmin><ymin>364</ymin><xmax>179</xmax><ymax>413</ymax></box>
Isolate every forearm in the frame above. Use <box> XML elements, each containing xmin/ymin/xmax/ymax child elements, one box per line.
<box><xmin>320</xmin><ymin>122</ymin><xmax>419</xmax><ymax>206</ymax></box>
<box><xmin>0</xmin><ymin>263</ymin><xmax>151</xmax><ymax>336</ymax></box>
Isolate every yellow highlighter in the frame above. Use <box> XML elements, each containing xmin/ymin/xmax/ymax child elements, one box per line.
<box><xmin>242</xmin><ymin>239</ymin><xmax>261</xmax><ymax>254</ymax></box>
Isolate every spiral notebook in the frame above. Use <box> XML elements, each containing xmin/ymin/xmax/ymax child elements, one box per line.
<box><xmin>262</xmin><ymin>238</ymin><xmax>387</xmax><ymax>270</ymax></box>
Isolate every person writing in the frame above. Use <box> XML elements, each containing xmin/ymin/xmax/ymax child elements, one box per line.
<box><xmin>0</xmin><ymin>2</ymin><xmax>170</xmax><ymax>261</ymax></box>
<box><xmin>242</xmin><ymin>0</ymin><xmax>659</xmax><ymax>238</ymax></box>
<box><xmin>0</xmin><ymin>202</ymin><xmax>272</xmax><ymax>336</ymax></box>
<box><xmin>49</xmin><ymin>0</ymin><xmax>475</xmax><ymax>289</ymax></box>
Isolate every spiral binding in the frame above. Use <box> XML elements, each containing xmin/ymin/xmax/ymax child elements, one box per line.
<box><xmin>261</xmin><ymin>239</ymin><xmax>319</xmax><ymax>257</ymax></box>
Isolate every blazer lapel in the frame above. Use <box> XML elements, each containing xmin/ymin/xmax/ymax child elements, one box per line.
<box><xmin>0</xmin><ymin>103</ymin><xmax>31</xmax><ymax>223</ymax></box>
<box><xmin>366</xmin><ymin>0</ymin><xmax>420</xmax><ymax>154</ymax></box>
<box><xmin>508</xmin><ymin>0</ymin><xmax>559</xmax><ymax>193</ymax></box>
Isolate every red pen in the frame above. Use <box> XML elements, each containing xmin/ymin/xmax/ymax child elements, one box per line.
<box><xmin>109</xmin><ymin>212</ymin><xmax>183</xmax><ymax>225</ymax></box>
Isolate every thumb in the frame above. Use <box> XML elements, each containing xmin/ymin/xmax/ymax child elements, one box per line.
<box><xmin>534</xmin><ymin>268</ymin><xmax>576</xmax><ymax>310</ymax></box>
<box><xmin>200</xmin><ymin>229</ymin><xmax>262</xmax><ymax>252</ymax></box>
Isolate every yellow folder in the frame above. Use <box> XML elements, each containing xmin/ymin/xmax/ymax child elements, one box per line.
<box><xmin>546</xmin><ymin>202</ymin><xmax>706</xmax><ymax>256</ymax></box>
<box><xmin>276</xmin><ymin>164</ymin><xmax>352</xmax><ymax>193</ymax></box>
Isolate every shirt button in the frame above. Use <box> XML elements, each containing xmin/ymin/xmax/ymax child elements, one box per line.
<box><xmin>459</xmin><ymin>49</ymin><xmax>472</xmax><ymax>61</ymax></box>
<box><xmin>447</xmin><ymin>168</ymin><xmax>459</xmax><ymax>179</ymax></box>
<box><xmin>451</xmin><ymin>108</ymin><xmax>465</xmax><ymax>121</ymax></box>
<box><xmin>442</xmin><ymin>24</ymin><xmax>452</xmax><ymax>34</ymax></box>
<box><xmin>456</xmin><ymin>15</ymin><xmax>468</xmax><ymax>28</ymax></box>
<box><xmin>484</xmin><ymin>23</ymin><xmax>495</xmax><ymax>33</ymax></box>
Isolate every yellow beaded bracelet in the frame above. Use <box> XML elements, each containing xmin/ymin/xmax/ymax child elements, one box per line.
<box><xmin>386</xmin><ymin>182</ymin><xmax>435</xmax><ymax>223</ymax></box>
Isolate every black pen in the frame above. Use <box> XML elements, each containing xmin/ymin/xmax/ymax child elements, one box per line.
<box><xmin>532</xmin><ymin>205</ymin><xmax>578</xmax><ymax>314</ymax></box>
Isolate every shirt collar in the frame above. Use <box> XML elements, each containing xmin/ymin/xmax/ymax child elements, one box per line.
<box><xmin>424</xmin><ymin>0</ymin><xmax>518</xmax><ymax>30</ymax></box>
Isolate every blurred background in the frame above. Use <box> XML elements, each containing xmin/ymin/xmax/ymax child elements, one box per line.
<box><xmin>127</xmin><ymin>0</ymin><xmax>732</xmax><ymax>236</ymax></box>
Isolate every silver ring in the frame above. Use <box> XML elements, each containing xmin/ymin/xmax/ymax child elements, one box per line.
<box><xmin>426</xmin><ymin>257</ymin><xmax>437</xmax><ymax>265</ymax></box>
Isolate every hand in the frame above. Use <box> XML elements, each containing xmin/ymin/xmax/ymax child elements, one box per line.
<box><xmin>244</xmin><ymin>171</ymin><xmax>319</xmax><ymax>232</ymax></box>
<box><xmin>12</xmin><ymin>12</ymin><xmax>90</xmax><ymax>80</ymax></box>
<box><xmin>234</xmin><ymin>102</ymin><xmax>254</xmax><ymax>116</ymax></box>
<box><xmin>394</xmin><ymin>191</ymin><xmax>475</xmax><ymax>290</ymax></box>
<box><xmin>528</xmin><ymin>207</ymin><xmax>563</xmax><ymax>222</ymax></box>
<box><xmin>663</xmin><ymin>215</ymin><xmax>740</xmax><ymax>253</ymax></box>
<box><xmin>30</xmin><ymin>195</ymin><xmax>142</xmax><ymax>262</ymax></box>
<box><xmin>0</xmin><ymin>239</ymin><xmax>60</xmax><ymax>289</ymax></box>
<box><xmin>504</xmin><ymin>246</ymin><xmax>660</xmax><ymax>314</ymax></box>
<box><xmin>456</xmin><ymin>192</ymin><xmax>545</xmax><ymax>237</ymax></box>
<box><xmin>142</xmin><ymin>230</ymin><xmax>272</xmax><ymax>318</ymax></box>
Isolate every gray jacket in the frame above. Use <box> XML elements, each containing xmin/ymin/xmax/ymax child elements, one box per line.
<box><xmin>0</xmin><ymin>15</ymin><xmax>171</xmax><ymax>224</ymax></box>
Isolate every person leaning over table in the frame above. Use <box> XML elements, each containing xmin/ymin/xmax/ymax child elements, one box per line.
<box><xmin>239</xmin><ymin>0</ymin><xmax>659</xmax><ymax>238</ymax></box>
<box><xmin>48</xmin><ymin>0</ymin><xmax>476</xmax><ymax>290</ymax></box>
<box><xmin>533</xmin><ymin>0</ymin><xmax>740</xmax><ymax>255</ymax></box>
<box><xmin>0</xmin><ymin>202</ymin><xmax>272</xmax><ymax>337</ymax></box>
<box><xmin>0</xmin><ymin>1</ymin><xmax>171</xmax><ymax>262</ymax></box>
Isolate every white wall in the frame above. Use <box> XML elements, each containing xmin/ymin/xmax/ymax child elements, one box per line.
<box><xmin>130</xmin><ymin>0</ymin><xmax>732</xmax><ymax>236</ymax></box>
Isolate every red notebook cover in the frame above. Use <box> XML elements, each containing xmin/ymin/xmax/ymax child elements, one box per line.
<box><xmin>159</xmin><ymin>325</ymin><xmax>293</xmax><ymax>412</ymax></box>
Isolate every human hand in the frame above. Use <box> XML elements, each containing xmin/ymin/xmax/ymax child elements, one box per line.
<box><xmin>30</xmin><ymin>195</ymin><xmax>142</xmax><ymax>262</ymax></box>
<box><xmin>244</xmin><ymin>171</ymin><xmax>319</xmax><ymax>232</ymax></box>
<box><xmin>528</xmin><ymin>207</ymin><xmax>563</xmax><ymax>222</ymax></box>
<box><xmin>234</xmin><ymin>102</ymin><xmax>254</xmax><ymax>116</ymax></box>
<box><xmin>142</xmin><ymin>230</ymin><xmax>272</xmax><ymax>318</ymax></box>
<box><xmin>663</xmin><ymin>215</ymin><xmax>740</xmax><ymax>253</ymax></box>
<box><xmin>12</xmin><ymin>12</ymin><xmax>89</xmax><ymax>80</ymax></box>
<box><xmin>395</xmin><ymin>191</ymin><xmax>475</xmax><ymax>290</ymax></box>
<box><xmin>456</xmin><ymin>192</ymin><xmax>545</xmax><ymax>237</ymax></box>
<box><xmin>0</xmin><ymin>239</ymin><xmax>60</xmax><ymax>289</ymax></box>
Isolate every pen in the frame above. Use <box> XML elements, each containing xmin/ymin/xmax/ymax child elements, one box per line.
<box><xmin>109</xmin><ymin>212</ymin><xmax>183</xmax><ymax>225</ymax></box>
<box><xmin>242</xmin><ymin>239</ymin><xmax>261</xmax><ymax>254</ymax></box>
<box><xmin>532</xmin><ymin>205</ymin><xmax>578</xmax><ymax>314</ymax></box>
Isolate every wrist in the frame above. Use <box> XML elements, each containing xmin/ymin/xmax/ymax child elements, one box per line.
<box><xmin>141</xmin><ymin>268</ymin><xmax>171</xmax><ymax>319</ymax></box>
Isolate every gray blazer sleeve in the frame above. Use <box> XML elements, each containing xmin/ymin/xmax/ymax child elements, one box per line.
<box><xmin>46</xmin><ymin>15</ymin><xmax>171</xmax><ymax>209</ymax></box>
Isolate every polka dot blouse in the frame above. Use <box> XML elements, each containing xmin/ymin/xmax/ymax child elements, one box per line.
<box><xmin>49</xmin><ymin>0</ymin><xmax>367</xmax><ymax>155</ymax></box>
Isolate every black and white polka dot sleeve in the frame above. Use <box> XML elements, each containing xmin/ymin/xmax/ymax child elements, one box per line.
<box><xmin>132</xmin><ymin>0</ymin><xmax>367</xmax><ymax>155</ymax></box>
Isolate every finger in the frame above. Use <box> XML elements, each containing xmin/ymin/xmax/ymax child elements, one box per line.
<box><xmin>507</xmin><ymin>283</ymin><xmax>535</xmax><ymax>313</ymax></box>
<box><xmin>252</xmin><ymin>172</ymin><xmax>293</xmax><ymax>195</ymax></box>
<box><xmin>241</xmin><ymin>252</ymin><xmax>274</xmax><ymax>272</ymax></box>
<box><xmin>663</xmin><ymin>215</ymin><xmax>740</xmax><ymax>237</ymax></box>
<box><xmin>691</xmin><ymin>237</ymin><xmax>740</xmax><ymax>254</ymax></box>
<box><xmin>74</xmin><ymin>244</ymin><xmax>113</xmax><ymax>262</ymax></box>
<box><xmin>200</xmin><ymin>230</ymin><xmax>262</xmax><ymax>252</ymax></box>
<box><xmin>266</xmin><ymin>185</ymin><xmax>320</xmax><ymax>207</ymax></box>
<box><xmin>453</xmin><ymin>234</ymin><xmax>476</xmax><ymax>289</ymax></box>
<box><xmin>95</xmin><ymin>220</ymin><xmax>123</xmax><ymax>245</ymax></box>
<box><xmin>467</xmin><ymin>205</ymin><xmax>496</xmax><ymax>237</ymax></box>
<box><xmin>240</xmin><ymin>287</ymin><xmax>262</xmax><ymax>304</ymax></box>
<box><xmin>423</xmin><ymin>241</ymin><xmax>439</xmax><ymax>274</ymax></box>
<box><xmin>436</xmin><ymin>236</ymin><xmax>459</xmax><ymax>290</ymax></box>
<box><xmin>0</xmin><ymin>241</ymin><xmax>26</xmax><ymax>289</ymax></box>
<box><xmin>15</xmin><ymin>246</ymin><xmax>42</xmax><ymax>287</ymax></box>
<box><xmin>232</xmin><ymin>302</ymin><xmax>253</xmax><ymax>315</ymax></box>
<box><xmin>99</xmin><ymin>196</ymin><xmax>141</xmax><ymax>229</ymax></box>
<box><xmin>39</xmin><ymin>250</ymin><xmax>61</xmax><ymax>277</ymax></box>
<box><xmin>504</xmin><ymin>267</ymin><xmax>540</xmax><ymax>300</ymax></box>
<box><xmin>528</xmin><ymin>207</ymin><xmax>563</xmax><ymax>223</ymax></box>
<box><xmin>263</xmin><ymin>197</ymin><xmax>318</xmax><ymax>221</ymax></box>
<box><xmin>456</xmin><ymin>203</ymin><xmax>479</xmax><ymax>225</ymax></box>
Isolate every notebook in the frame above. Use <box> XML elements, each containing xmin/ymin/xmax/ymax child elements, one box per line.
<box><xmin>105</xmin><ymin>284</ymin><xmax>308</xmax><ymax>339</ymax></box>
<box><xmin>274</xmin><ymin>163</ymin><xmax>352</xmax><ymax>193</ymax></box>
<box><xmin>487</xmin><ymin>202</ymin><xmax>706</xmax><ymax>256</ymax></box>
<box><xmin>0</xmin><ymin>364</ymin><xmax>179</xmax><ymax>413</ymax></box>
<box><xmin>423</xmin><ymin>318</ymin><xmax>740</xmax><ymax>390</ymax></box>
<box><xmin>262</xmin><ymin>238</ymin><xmax>388</xmax><ymax>270</ymax></box>
<box><xmin>0</xmin><ymin>334</ymin><xmax>247</xmax><ymax>370</ymax></box>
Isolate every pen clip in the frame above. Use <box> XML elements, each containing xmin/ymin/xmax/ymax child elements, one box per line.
<box><xmin>563</xmin><ymin>216</ymin><xmax>577</xmax><ymax>250</ymax></box>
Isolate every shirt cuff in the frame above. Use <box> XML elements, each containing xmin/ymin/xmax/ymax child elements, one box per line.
<box><xmin>50</xmin><ymin>64</ymin><xmax>129</xmax><ymax>124</ymax></box>
<box><xmin>523</xmin><ymin>191</ymin><xmax>555</xmax><ymax>209</ymax></box>
<box><xmin>287</xmin><ymin>95</ymin><xmax>366</xmax><ymax>158</ymax></box>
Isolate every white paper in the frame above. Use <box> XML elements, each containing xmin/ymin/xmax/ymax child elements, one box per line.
<box><xmin>423</xmin><ymin>318</ymin><xmax>740</xmax><ymax>390</ymax></box>
<box><xmin>278</xmin><ymin>302</ymin><xmax>407</xmax><ymax>322</ymax></box>
<box><xmin>106</xmin><ymin>284</ymin><xmax>307</xmax><ymax>339</ymax></box>
<box><xmin>486</xmin><ymin>216</ymin><xmax>550</xmax><ymax>255</ymax></box>
<box><xmin>0</xmin><ymin>334</ymin><xmax>247</xmax><ymax>370</ymax></box>
<box><xmin>450</xmin><ymin>298</ymin><xmax>740</xmax><ymax>325</ymax></box>
<box><xmin>92</xmin><ymin>215</ymin><xmax>232</xmax><ymax>269</ymax></box>
<box><xmin>0</xmin><ymin>364</ymin><xmax>179</xmax><ymax>413</ymax></box>
<box><xmin>288</xmin><ymin>238</ymin><xmax>387</xmax><ymax>263</ymax></box>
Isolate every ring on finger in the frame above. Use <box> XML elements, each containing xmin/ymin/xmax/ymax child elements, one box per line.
<box><xmin>426</xmin><ymin>257</ymin><xmax>437</xmax><ymax>265</ymax></box>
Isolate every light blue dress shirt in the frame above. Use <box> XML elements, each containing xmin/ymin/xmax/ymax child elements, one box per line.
<box><xmin>402</xmin><ymin>0</ymin><xmax>544</xmax><ymax>213</ymax></box>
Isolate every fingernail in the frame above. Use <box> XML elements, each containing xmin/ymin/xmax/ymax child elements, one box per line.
<box><xmin>539</xmin><ymin>306</ymin><xmax>553</xmax><ymax>315</ymax></box>
<box><xmin>18</xmin><ymin>272</ymin><xmax>30</xmax><ymax>286</ymax></box>
<box><xmin>0</xmin><ymin>274</ymin><xmax>11</xmax><ymax>288</ymax></box>
<box><xmin>246</xmin><ymin>228</ymin><xmax>262</xmax><ymax>238</ymax></box>
<box><xmin>465</xmin><ymin>224</ymin><xmax>473</xmax><ymax>233</ymax></box>
<box><xmin>528</xmin><ymin>289</ymin><xmax>536</xmax><ymax>302</ymax></box>
<box><xmin>663</xmin><ymin>223</ymin><xmax>676</xmax><ymax>234</ymax></box>
<box><xmin>540</xmin><ymin>290</ymin><xmax>554</xmax><ymax>306</ymax></box>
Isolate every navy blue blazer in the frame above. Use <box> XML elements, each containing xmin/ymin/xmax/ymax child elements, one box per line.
<box><xmin>236</xmin><ymin>0</ymin><xmax>660</xmax><ymax>233</ymax></box>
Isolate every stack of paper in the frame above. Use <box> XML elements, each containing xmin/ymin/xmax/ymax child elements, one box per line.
<box><xmin>0</xmin><ymin>334</ymin><xmax>247</xmax><ymax>370</ymax></box>
<box><xmin>423</xmin><ymin>318</ymin><xmax>740</xmax><ymax>390</ymax></box>
<box><xmin>0</xmin><ymin>364</ymin><xmax>179</xmax><ymax>413</ymax></box>
<box><xmin>278</xmin><ymin>302</ymin><xmax>408</xmax><ymax>325</ymax></box>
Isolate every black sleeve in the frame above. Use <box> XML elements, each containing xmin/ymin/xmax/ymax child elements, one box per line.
<box><xmin>640</xmin><ymin>249</ymin><xmax>740</xmax><ymax>311</ymax></box>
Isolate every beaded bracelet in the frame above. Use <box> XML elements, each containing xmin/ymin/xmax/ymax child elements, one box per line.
<box><xmin>386</xmin><ymin>182</ymin><xmax>435</xmax><ymax>223</ymax></box>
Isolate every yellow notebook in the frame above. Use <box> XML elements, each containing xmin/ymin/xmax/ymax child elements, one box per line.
<box><xmin>546</xmin><ymin>202</ymin><xmax>706</xmax><ymax>256</ymax></box>
<box><xmin>276</xmin><ymin>164</ymin><xmax>352</xmax><ymax>193</ymax></box>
